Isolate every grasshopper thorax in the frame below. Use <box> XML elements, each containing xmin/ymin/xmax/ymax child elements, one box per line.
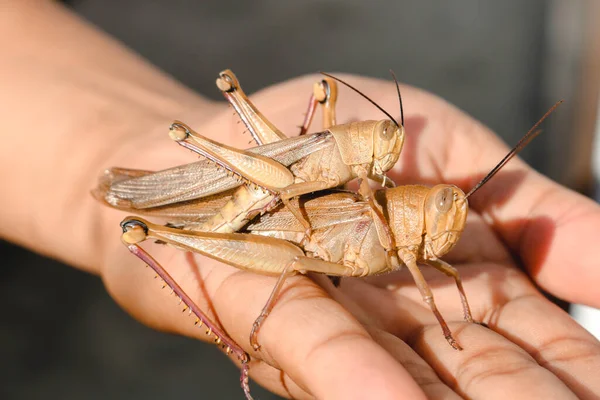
<box><xmin>423</xmin><ymin>185</ymin><xmax>468</xmax><ymax>259</ymax></box>
<box><xmin>372</xmin><ymin>119</ymin><xmax>404</xmax><ymax>176</ymax></box>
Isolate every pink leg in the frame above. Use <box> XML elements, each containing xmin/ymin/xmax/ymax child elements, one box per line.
<box><xmin>125</xmin><ymin>243</ymin><xmax>253</xmax><ymax>400</ymax></box>
<box><xmin>298</xmin><ymin>93</ymin><xmax>318</xmax><ymax>136</ymax></box>
<box><xmin>299</xmin><ymin>78</ymin><xmax>338</xmax><ymax>135</ymax></box>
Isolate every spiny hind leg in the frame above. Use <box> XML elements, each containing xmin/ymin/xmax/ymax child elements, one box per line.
<box><xmin>216</xmin><ymin>69</ymin><xmax>287</xmax><ymax>145</ymax></box>
<box><xmin>215</xmin><ymin>70</ymin><xmax>339</xmax><ymax>144</ymax></box>
<box><xmin>120</xmin><ymin>220</ymin><xmax>253</xmax><ymax>398</ymax></box>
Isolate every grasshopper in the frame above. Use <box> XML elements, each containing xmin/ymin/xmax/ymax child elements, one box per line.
<box><xmin>95</xmin><ymin>70</ymin><xmax>339</xmax><ymax>213</ymax></box>
<box><xmin>97</xmin><ymin>71</ymin><xmax>406</xmax><ymax>256</ymax></box>
<box><xmin>119</xmin><ymin>100</ymin><xmax>562</xmax><ymax>358</ymax></box>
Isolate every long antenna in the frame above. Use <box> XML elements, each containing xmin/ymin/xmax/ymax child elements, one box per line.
<box><xmin>389</xmin><ymin>69</ymin><xmax>404</xmax><ymax>126</ymax></box>
<box><xmin>464</xmin><ymin>100</ymin><xmax>564</xmax><ymax>199</ymax></box>
<box><xmin>319</xmin><ymin>72</ymin><xmax>400</xmax><ymax>128</ymax></box>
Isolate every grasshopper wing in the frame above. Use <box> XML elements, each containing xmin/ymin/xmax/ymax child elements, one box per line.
<box><xmin>93</xmin><ymin>174</ymin><xmax>235</xmax><ymax>228</ymax></box>
<box><xmin>98</xmin><ymin>132</ymin><xmax>332</xmax><ymax>209</ymax></box>
<box><xmin>245</xmin><ymin>190</ymin><xmax>371</xmax><ymax>233</ymax></box>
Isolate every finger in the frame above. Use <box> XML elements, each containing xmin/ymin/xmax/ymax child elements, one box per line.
<box><xmin>484</xmin><ymin>293</ymin><xmax>600</xmax><ymax>399</ymax></box>
<box><xmin>245</xmin><ymin>361</ymin><xmax>312</xmax><ymax>399</ymax></box>
<box><xmin>414</xmin><ymin>322</ymin><xmax>579</xmax><ymax>400</ymax></box>
<box><xmin>247</xmin><ymin>327</ymin><xmax>464</xmax><ymax>400</ymax></box>
<box><xmin>216</xmin><ymin>265</ymin><xmax>427</xmax><ymax>400</ymax></box>
<box><xmin>366</xmin><ymin>328</ymin><xmax>462</xmax><ymax>400</ymax></box>
<box><xmin>314</xmin><ymin>274</ymin><xmax>461</xmax><ymax>399</ymax></box>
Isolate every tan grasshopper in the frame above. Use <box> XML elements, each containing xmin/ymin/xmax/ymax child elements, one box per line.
<box><xmin>97</xmin><ymin>71</ymin><xmax>405</xmax><ymax>257</ymax></box>
<box><xmin>118</xmin><ymin>100</ymin><xmax>562</xmax><ymax>358</ymax></box>
<box><xmin>96</xmin><ymin>71</ymin><xmax>408</xmax><ymax>399</ymax></box>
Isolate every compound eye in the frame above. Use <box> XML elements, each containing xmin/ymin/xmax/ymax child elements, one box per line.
<box><xmin>380</xmin><ymin>121</ymin><xmax>394</xmax><ymax>140</ymax></box>
<box><xmin>435</xmin><ymin>187</ymin><xmax>454</xmax><ymax>212</ymax></box>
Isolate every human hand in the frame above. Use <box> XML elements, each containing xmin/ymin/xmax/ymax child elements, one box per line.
<box><xmin>96</xmin><ymin>75</ymin><xmax>600</xmax><ymax>399</ymax></box>
<box><xmin>2</xmin><ymin>3</ymin><xmax>597</xmax><ymax>398</ymax></box>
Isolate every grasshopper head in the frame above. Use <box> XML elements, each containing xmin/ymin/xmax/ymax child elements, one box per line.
<box><xmin>419</xmin><ymin>100</ymin><xmax>563</xmax><ymax>259</ymax></box>
<box><xmin>318</xmin><ymin>72</ymin><xmax>405</xmax><ymax>176</ymax></box>
<box><xmin>372</xmin><ymin>119</ymin><xmax>405</xmax><ymax>175</ymax></box>
<box><xmin>423</xmin><ymin>185</ymin><xmax>468</xmax><ymax>259</ymax></box>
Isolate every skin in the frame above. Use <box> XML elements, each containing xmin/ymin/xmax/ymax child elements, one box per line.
<box><xmin>2</xmin><ymin>2</ymin><xmax>600</xmax><ymax>399</ymax></box>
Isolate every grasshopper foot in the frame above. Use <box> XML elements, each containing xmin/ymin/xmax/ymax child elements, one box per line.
<box><xmin>250</xmin><ymin>316</ymin><xmax>266</xmax><ymax>351</ymax></box>
<box><xmin>446</xmin><ymin>334</ymin><xmax>463</xmax><ymax>351</ymax></box>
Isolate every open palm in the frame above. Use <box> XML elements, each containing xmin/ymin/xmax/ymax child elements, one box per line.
<box><xmin>98</xmin><ymin>75</ymin><xmax>600</xmax><ymax>399</ymax></box>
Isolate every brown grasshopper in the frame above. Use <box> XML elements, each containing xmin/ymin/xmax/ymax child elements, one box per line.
<box><xmin>97</xmin><ymin>71</ymin><xmax>405</xmax><ymax>256</ymax></box>
<box><xmin>118</xmin><ymin>100</ymin><xmax>562</xmax><ymax>359</ymax></box>
<box><xmin>96</xmin><ymin>71</ymin><xmax>408</xmax><ymax>399</ymax></box>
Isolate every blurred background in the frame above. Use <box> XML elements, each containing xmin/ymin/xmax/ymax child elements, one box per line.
<box><xmin>2</xmin><ymin>1</ymin><xmax>599</xmax><ymax>399</ymax></box>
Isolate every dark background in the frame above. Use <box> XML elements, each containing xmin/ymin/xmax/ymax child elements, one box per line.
<box><xmin>2</xmin><ymin>1</ymin><xmax>593</xmax><ymax>399</ymax></box>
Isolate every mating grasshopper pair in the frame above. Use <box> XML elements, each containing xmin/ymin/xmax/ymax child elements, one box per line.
<box><xmin>95</xmin><ymin>70</ymin><xmax>561</xmax><ymax>400</ymax></box>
